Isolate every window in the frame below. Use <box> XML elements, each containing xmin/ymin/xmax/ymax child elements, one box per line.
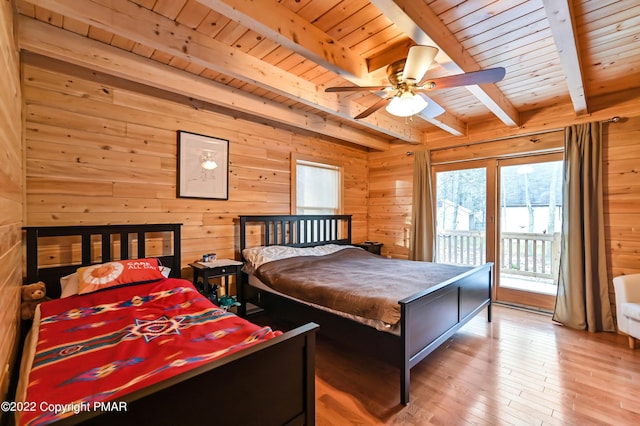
<box><xmin>435</xmin><ymin>166</ymin><xmax>487</xmax><ymax>267</ymax></box>
<box><xmin>293</xmin><ymin>158</ymin><xmax>341</xmax><ymax>214</ymax></box>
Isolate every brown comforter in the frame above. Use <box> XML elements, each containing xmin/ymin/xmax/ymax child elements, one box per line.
<box><xmin>254</xmin><ymin>247</ymin><xmax>472</xmax><ymax>325</ymax></box>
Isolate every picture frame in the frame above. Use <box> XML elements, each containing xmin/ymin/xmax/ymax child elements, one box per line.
<box><xmin>177</xmin><ymin>130</ymin><xmax>229</xmax><ymax>200</ymax></box>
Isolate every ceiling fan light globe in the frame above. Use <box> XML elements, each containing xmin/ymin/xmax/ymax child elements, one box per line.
<box><xmin>386</xmin><ymin>92</ymin><xmax>428</xmax><ymax>117</ymax></box>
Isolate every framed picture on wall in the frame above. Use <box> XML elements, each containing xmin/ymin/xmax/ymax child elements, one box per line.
<box><xmin>177</xmin><ymin>130</ymin><xmax>229</xmax><ymax>200</ymax></box>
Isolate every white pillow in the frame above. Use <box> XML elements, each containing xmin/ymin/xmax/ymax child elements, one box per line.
<box><xmin>159</xmin><ymin>266</ymin><xmax>171</xmax><ymax>278</ymax></box>
<box><xmin>242</xmin><ymin>244</ymin><xmax>354</xmax><ymax>270</ymax></box>
<box><xmin>60</xmin><ymin>272</ymin><xmax>79</xmax><ymax>298</ymax></box>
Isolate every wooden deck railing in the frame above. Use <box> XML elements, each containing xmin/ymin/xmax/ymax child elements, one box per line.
<box><xmin>436</xmin><ymin>230</ymin><xmax>486</xmax><ymax>265</ymax></box>
<box><xmin>436</xmin><ymin>231</ymin><xmax>561</xmax><ymax>281</ymax></box>
<box><xmin>501</xmin><ymin>232</ymin><xmax>561</xmax><ymax>280</ymax></box>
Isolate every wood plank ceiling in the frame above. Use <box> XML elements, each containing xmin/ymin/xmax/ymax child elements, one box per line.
<box><xmin>15</xmin><ymin>0</ymin><xmax>640</xmax><ymax>150</ymax></box>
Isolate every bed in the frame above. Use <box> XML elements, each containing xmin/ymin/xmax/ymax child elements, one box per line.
<box><xmin>15</xmin><ymin>223</ymin><xmax>317</xmax><ymax>425</ymax></box>
<box><xmin>239</xmin><ymin>215</ymin><xmax>493</xmax><ymax>405</ymax></box>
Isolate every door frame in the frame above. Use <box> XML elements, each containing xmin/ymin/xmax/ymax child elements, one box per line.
<box><xmin>494</xmin><ymin>152</ymin><xmax>563</xmax><ymax>312</ymax></box>
<box><xmin>432</xmin><ymin>159</ymin><xmax>497</xmax><ymax>300</ymax></box>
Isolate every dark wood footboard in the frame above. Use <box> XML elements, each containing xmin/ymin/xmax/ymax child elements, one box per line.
<box><xmin>400</xmin><ymin>262</ymin><xmax>493</xmax><ymax>404</ymax></box>
<box><xmin>55</xmin><ymin>322</ymin><xmax>318</xmax><ymax>426</ymax></box>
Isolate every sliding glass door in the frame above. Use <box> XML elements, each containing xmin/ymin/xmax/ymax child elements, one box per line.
<box><xmin>434</xmin><ymin>154</ymin><xmax>562</xmax><ymax>311</ymax></box>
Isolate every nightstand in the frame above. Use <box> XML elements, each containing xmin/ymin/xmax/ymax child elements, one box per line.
<box><xmin>189</xmin><ymin>259</ymin><xmax>243</xmax><ymax>303</ymax></box>
<box><xmin>354</xmin><ymin>241</ymin><xmax>383</xmax><ymax>255</ymax></box>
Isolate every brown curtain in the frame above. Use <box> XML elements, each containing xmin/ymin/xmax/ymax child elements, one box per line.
<box><xmin>408</xmin><ymin>150</ymin><xmax>435</xmax><ymax>261</ymax></box>
<box><xmin>553</xmin><ymin>122</ymin><xmax>615</xmax><ymax>332</ymax></box>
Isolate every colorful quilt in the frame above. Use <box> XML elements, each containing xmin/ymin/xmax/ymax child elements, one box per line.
<box><xmin>18</xmin><ymin>278</ymin><xmax>281</xmax><ymax>425</ymax></box>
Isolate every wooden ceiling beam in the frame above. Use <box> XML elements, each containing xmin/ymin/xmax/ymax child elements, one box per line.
<box><xmin>196</xmin><ymin>0</ymin><xmax>369</xmax><ymax>82</ymax></box>
<box><xmin>26</xmin><ymin>0</ymin><xmax>419</xmax><ymax>144</ymax></box>
<box><xmin>419</xmin><ymin>112</ymin><xmax>465</xmax><ymax>137</ymax></box>
<box><xmin>541</xmin><ymin>0</ymin><xmax>588</xmax><ymax>115</ymax></box>
<box><xmin>366</xmin><ymin>39</ymin><xmax>414</xmax><ymax>73</ymax></box>
<box><xmin>197</xmin><ymin>0</ymin><xmax>467</xmax><ymax>138</ymax></box>
<box><xmin>372</xmin><ymin>0</ymin><xmax>521</xmax><ymax>128</ymax></box>
<box><xmin>18</xmin><ymin>16</ymin><xmax>390</xmax><ymax>151</ymax></box>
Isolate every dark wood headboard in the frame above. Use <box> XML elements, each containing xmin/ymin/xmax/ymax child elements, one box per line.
<box><xmin>239</xmin><ymin>215</ymin><xmax>351</xmax><ymax>252</ymax></box>
<box><xmin>23</xmin><ymin>223</ymin><xmax>182</xmax><ymax>298</ymax></box>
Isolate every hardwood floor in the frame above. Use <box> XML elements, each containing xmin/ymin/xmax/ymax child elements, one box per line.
<box><xmin>302</xmin><ymin>305</ymin><xmax>640</xmax><ymax>425</ymax></box>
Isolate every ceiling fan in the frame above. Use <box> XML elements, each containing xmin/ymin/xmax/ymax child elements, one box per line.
<box><xmin>325</xmin><ymin>46</ymin><xmax>506</xmax><ymax>119</ymax></box>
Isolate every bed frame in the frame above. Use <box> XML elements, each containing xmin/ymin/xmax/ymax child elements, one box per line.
<box><xmin>239</xmin><ymin>215</ymin><xmax>493</xmax><ymax>405</ymax></box>
<box><xmin>17</xmin><ymin>223</ymin><xmax>318</xmax><ymax>425</ymax></box>
<box><xmin>23</xmin><ymin>223</ymin><xmax>184</xmax><ymax>298</ymax></box>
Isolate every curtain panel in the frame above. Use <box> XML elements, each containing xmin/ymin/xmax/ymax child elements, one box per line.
<box><xmin>553</xmin><ymin>122</ymin><xmax>615</xmax><ymax>332</ymax></box>
<box><xmin>409</xmin><ymin>151</ymin><xmax>435</xmax><ymax>261</ymax></box>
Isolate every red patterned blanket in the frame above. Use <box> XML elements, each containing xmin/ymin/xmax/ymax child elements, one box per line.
<box><xmin>18</xmin><ymin>278</ymin><xmax>280</xmax><ymax>425</ymax></box>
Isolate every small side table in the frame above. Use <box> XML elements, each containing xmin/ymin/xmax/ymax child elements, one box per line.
<box><xmin>354</xmin><ymin>241</ymin><xmax>383</xmax><ymax>255</ymax></box>
<box><xmin>189</xmin><ymin>259</ymin><xmax>243</xmax><ymax>303</ymax></box>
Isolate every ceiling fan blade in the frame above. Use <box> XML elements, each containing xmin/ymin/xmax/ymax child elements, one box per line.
<box><xmin>402</xmin><ymin>46</ymin><xmax>439</xmax><ymax>82</ymax></box>
<box><xmin>418</xmin><ymin>67</ymin><xmax>506</xmax><ymax>90</ymax></box>
<box><xmin>355</xmin><ymin>97</ymin><xmax>392</xmax><ymax>119</ymax></box>
<box><xmin>415</xmin><ymin>94</ymin><xmax>445</xmax><ymax>118</ymax></box>
<box><xmin>325</xmin><ymin>85</ymin><xmax>389</xmax><ymax>93</ymax></box>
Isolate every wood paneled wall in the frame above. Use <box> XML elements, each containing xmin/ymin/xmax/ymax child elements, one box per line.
<box><xmin>22</xmin><ymin>55</ymin><xmax>369</xmax><ymax>276</ymax></box>
<box><xmin>603</xmin><ymin>116</ymin><xmax>640</xmax><ymax>279</ymax></box>
<box><xmin>369</xmin><ymin>107</ymin><xmax>640</xmax><ymax>320</ymax></box>
<box><xmin>0</xmin><ymin>0</ymin><xmax>23</xmax><ymax>403</ymax></box>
